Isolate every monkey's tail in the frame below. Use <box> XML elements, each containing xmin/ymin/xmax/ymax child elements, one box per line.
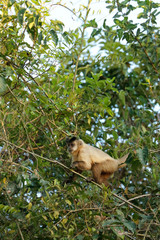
<box><xmin>118</xmin><ymin>154</ymin><xmax>129</xmax><ymax>169</ymax></box>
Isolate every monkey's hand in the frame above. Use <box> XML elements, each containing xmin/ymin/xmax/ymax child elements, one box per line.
<box><xmin>71</xmin><ymin>161</ymin><xmax>79</xmax><ymax>168</ymax></box>
<box><xmin>86</xmin><ymin>177</ymin><xmax>94</xmax><ymax>183</ymax></box>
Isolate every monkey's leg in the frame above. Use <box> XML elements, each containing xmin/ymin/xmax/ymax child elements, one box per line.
<box><xmin>100</xmin><ymin>172</ymin><xmax>112</xmax><ymax>187</ymax></box>
<box><xmin>92</xmin><ymin>163</ymin><xmax>112</xmax><ymax>186</ymax></box>
<box><xmin>92</xmin><ymin>163</ymin><xmax>103</xmax><ymax>184</ymax></box>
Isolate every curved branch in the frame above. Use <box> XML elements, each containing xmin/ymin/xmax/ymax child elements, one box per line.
<box><xmin>50</xmin><ymin>4</ymin><xmax>78</xmax><ymax>18</ymax></box>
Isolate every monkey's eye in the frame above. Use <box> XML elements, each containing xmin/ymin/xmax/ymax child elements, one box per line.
<box><xmin>70</xmin><ymin>143</ymin><xmax>75</xmax><ymax>147</ymax></box>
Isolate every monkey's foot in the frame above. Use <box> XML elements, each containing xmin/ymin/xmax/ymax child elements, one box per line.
<box><xmin>86</xmin><ymin>177</ymin><xmax>94</xmax><ymax>182</ymax></box>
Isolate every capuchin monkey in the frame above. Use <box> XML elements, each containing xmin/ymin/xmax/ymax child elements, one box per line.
<box><xmin>66</xmin><ymin>137</ymin><xmax>128</xmax><ymax>186</ymax></box>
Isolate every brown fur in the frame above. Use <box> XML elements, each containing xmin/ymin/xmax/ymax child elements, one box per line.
<box><xmin>67</xmin><ymin>137</ymin><xmax>128</xmax><ymax>186</ymax></box>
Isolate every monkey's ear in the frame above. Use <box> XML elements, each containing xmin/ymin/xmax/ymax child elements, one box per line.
<box><xmin>78</xmin><ymin>139</ymin><xmax>84</xmax><ymax>146</ymax></box>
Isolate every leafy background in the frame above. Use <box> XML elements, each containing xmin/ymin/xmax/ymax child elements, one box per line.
<box><xmin>0</xmin><ymin>0</ymin><xmax>160</xmax><ymax>239</ymax></box>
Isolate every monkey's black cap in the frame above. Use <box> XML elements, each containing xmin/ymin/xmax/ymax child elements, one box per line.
<box><xmin>66</xmin><ymin>136</ymin><xmax>77</xmax><ymax>143</ymax></box>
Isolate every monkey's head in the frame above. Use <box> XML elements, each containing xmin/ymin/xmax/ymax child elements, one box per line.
<box><xmin>66</xmin><ymin>137</ymin><xmax>84</xmax><ymax>154</ymax></box>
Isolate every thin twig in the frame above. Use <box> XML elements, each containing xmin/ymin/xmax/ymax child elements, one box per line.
<box><xmin>7</xmin><ymin>85</ymin><xmax>24</xmax><ymax>104</ymax></box>
<box><xmin>118</xmin><ymin>194</ymin><xmax>151</xmax><ymax>207</ymax></box>
<box><xmin>50</xmin><ymin>3</ymin><xmax>78</xmax><ymax>18</ymax></box>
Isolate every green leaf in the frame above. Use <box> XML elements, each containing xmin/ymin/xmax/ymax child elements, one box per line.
<box><xmin>91</xmin><ymin>71</ymin><xmax>103</xmax><ymax>82</ymax></box>
<box><xmin>106</xmin><ymin>107</ymin><xmax>114</xmax><ymax>117</ymax></box>
<box><xmin>54</xmin><ymin>211</ymin><xmax>59</xmax><ymax>219</ymax></box>
<box><xmin>62</xmin><ymin>31</ymin><xmax>70</xmax><ymax>43</ymax></box>
<box><xmin>114</xmin><ymin>19</ymin><xmax>121</xmax><ymax>26</ymax></box>
<box><xmin>77</xmin><ymin>235</ymin><xmax>84</xmax><ymax>240</ymax></box>
<box><xmin>50</xmin><ymin>29</ymin><xmax>58</xmax><ymax>45</ymax></box>
<box><xmin>103</xmin><ymin>19</ymin><xmax>110</xmax><ymax>30</ymax></box>
<box><xmin>123</xmin><ymin>32</ymin><xmax>130</xmax><ymax>41</ymax></box>
<box><xmin>102</xmin><ymin>219</ymin><xmax>119</xmax><ymax>227</ymax></box>
<box><xmin>10</xmin><ymin>0</ymin><xmax>16</xmax><ymax>4</ymax></box>
<box><xmin>18</xmin><ymin>8</ymin><xmax>26</xmax><ymax>25</ymax></box>
<box><xmin>29</xmin><ymin>22</ymin><xmax>34</xmax><ymax>29</ymax></box>
<box><xmin>42</xmin><ymin>215</ymin><xmax>48</xmax><ymax>221</ymax></box>
<box><xmin>136</xmin><ymin>28</ymin><xmax>141</xmax><ymax>36</ymax></box>
<box><xmin>103</xmin><ymin>96</ymin><xmax>110</xmax><ymax>106</ymax></box>
<box><xmin>91</xmin><ymin>28</ymin><xmax>101</xmax><ymax>38</ymax></box>
<box><xmin>117</xmin><ymin>29</ymin><xmax>123</xmax><ymax>40</ymax></box>
<box><xmin>122</xmin><ymin>220</ymin><xmax>136</xmax><ymax>233</ymax></box>
<box><xmin>128</xmin><ymin>186</ymin><xmax>135</xmax><ymax>193</ymax></box>
<box><xmin>38</xmin><ymin>31</ymin><xmax>43</xmax><ymax>44</ymax></box>
<box><xmin>125</xmin><ymin>153</ymin><xmax>133</xmax><ymax>164</ymax></box>
<box><xmin>0</xmin><ymin>77</ymin><xmax>7</xmax><ymax>94</ymax></box>
<box><xmin>57</xmin><ymin>23</ymin><xmax>64</xmax><ymax>32</ymax></box>
<box><xmin>127</xmin><ymin>23</ymin><xmax>137</xmax><ymax>30</ymax></box>
<box><xmin>44</xmin><ymin>36</ymin><xmax>47</xmax><ymax>45</ymax></box>
<box><xmin>137</xmin><ymin>148</ymin><xmax>144</xmax><ymax>164</ymax></box>
<box><xmin>65</xmin><ymin>199</ymin><xmax>72</xmax><ymax>206</ymax></box>
<box><xmin>35</xmin><ymin>14</ymin><xmax>40</xmax><ymax>26</ymax></box>
<box><xmin>137</xmin><ymin>147</ymin><xmax>148</xmax><ymax>165</ymax></box>
<box><xmin>31</xmin><ymin>0</ymin><xmax>39</xmax><ymax>5</ymax></box>
<box><xmin>113</xmin><ymin>12</ymin><xmax>121</xmax><ymax>18</ymax></box>
<box><xmin>116</xmin><ymin>209</ymin><xmax>125</xmax><ymax>218</ymax></box>
<box><xmin>137</xmin><ymin>12</ymin><xmax>144</xmax><ymax>19</ymax></box>
<box><xmin>111</xmin><ymin>226</ymin><xmax>124</xmax><ymax>238</ymax></box>
<box><xmin>112</xmin><ymin>131</ymin><xmax>118</xmax><ymax>140</ymax></box>
<box><xmin>119</xmin><ymin>90</ymin><xmax>125</xmax><ymax>105</ymax></box>
<box><xmin>143</xmin><ymin>146</ymin><xmax>148</xmax><ymax>163</ymax></box>
<box><xmin>85</xmin><ymin>19</ymin><xmax>98</xmax><ymax>28</ymax></box>
<box><xmin>141</xmin><ymin>125</ymin><xmax>147</xmax><ymax>133</ymax></box>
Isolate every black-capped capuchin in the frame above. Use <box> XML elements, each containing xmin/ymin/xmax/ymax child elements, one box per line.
<box><xmin>66</xmin><ymin>137</ymin><xmax>128</xmax><ymax>186</ymax></box>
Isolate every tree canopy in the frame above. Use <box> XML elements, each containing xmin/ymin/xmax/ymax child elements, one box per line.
<box><xmin>0</xmin><ymin>0</ymin><xmax>160</xmax><ymax>239</ymax></box>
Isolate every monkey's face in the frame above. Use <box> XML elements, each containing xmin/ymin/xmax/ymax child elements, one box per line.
<box><xmin>67</xmin><ymin>141</ymin><xmax>78</xmax><ymax>154</ymax></box>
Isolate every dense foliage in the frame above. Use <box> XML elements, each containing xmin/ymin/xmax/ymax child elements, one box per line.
<box><xmin>0</xmin><ymin>0</ymin><xmax>160</xmax><ymax>239</ymax></box>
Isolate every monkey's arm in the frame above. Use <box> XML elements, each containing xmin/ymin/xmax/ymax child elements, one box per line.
<box><xmin>72</xmin><ymin>160</ymin><xmax>92</xmax><ymax>171</ymax></box>
<box><xmin>71</xmin><ymin>161</ymin><xmax>83</xmax><ymax>168</ymax></box>
<box><xmin>66</xmin><ymin>160</ymin><xmax>92</xmax><ymax>184</ymax></box>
